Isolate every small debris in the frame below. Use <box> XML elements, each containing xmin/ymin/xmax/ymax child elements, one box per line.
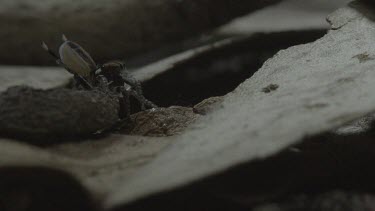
<box><xmin>262</xmin><ymin>84</ymin><xmax>279</xmax><ymax>93</ymax></box>
<box><xmin>353</xmin><ymin>53</ymin><xmax>373</xmax><ymax>63</ymax></box>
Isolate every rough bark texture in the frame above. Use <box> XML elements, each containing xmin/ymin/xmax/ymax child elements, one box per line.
<box><xmin>123</xmin><ymin>106</ymin><xmax>200</xmax><ymax>136</ymax></box>
<box><xmin>0</xmin><ymin>86</ymin><xmax>119</xmax><ymax>143</ymax></box>
<box><xmin>108</xmin><ymin>1</ymin><xmax>375</xmax><ymax>208</ymax></box>
<box><xmin>193</xmin><ymin>96</ymin><xmax>224</xmax><ymax>115</ymax></box>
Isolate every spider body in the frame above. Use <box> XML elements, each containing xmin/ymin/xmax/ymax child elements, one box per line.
<box><xmin>59</xmin><ymin>37</ymin><xmax>97</xmax><ymax>78</ymax></box>
<box><xmin>42</xmin><ymin>35</ymin><xmax>157</xmax><ymax>131</ymax></box>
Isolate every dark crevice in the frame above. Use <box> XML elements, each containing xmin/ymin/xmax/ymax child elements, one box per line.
<box><xmin>0</xmin><ymin>166</ymin><xmax>99</xmax><ymax>211</ymax></box>
<box><xmin>141</xmin><ymin>30</ymin><xmax>327</xmax><ymax>107</ymax></box>
<box><xmin>112</xmin><ymin>119</ymin><xmax>375</xmax><ymax>211</ymax></box>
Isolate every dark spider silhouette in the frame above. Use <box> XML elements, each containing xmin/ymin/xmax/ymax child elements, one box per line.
<box><xmin>42</xmin><ymin>35</ymin><xmax>157</xmax><ymax>132</ymax></box>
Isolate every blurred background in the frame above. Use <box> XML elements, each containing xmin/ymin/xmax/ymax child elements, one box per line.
<box><xmin>0</xmin><ymin>0</ymin><xmax>354</xmax><ymax>108</ymax></box>
<box><xmin>0</xmin><ymin>0</ymin><xmax>351</xmax><ymax>68</ymax></box>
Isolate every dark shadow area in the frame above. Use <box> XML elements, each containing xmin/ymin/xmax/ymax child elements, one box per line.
<box><xmin>0</xmin><ymin>166</ymin><xmax>98</xmax><ymax>211</ymax></box>
<box><xmin>361</xmin><ymin>0</ymin><xmax>375</xmax><ymax>7</ymax></box>
<box><xmin>142</xmin><ymin>30</ymin><xmax>327</xmax><ymax>107</ymax></box>
<box><xmin>0</xmin><ymin>130</ymin><xmax>114</xmax><ymax>147</ymax></box>
<box><xmin>112</xmin><ymin>119</ymin><xmax>375</xmax><ymax>211</ymax></box>
<box><xmin>349</xmin><ymin>1</ymin><xmax>375</xmax><ymax>22</ymax></box>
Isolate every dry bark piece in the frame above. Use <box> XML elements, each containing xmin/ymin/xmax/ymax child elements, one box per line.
<box><xmin>138</xmin><ymin>30</ymin><xmax>326</xmax><ymax>107</ymax></box>
<box><xmin>0</xmin><ymin>86</ymin><xmax>119</xmax><ymax>144</ymax></box>
<box><xmin>109</xmin><ymin>128</ymin><xmax>375</xmax><ymax>211</ymax></box>
<box><xmin>107</xmin><ymin>1</ymin><xmax>375</xmax><ymax>208</ymax></box>
<box><xmin>193</xmin><ymin>96</ymin><xmax>224</xmax><ymax>115</ymax></box>
<box><xmin>123</xmin><ymin>106</ymin><xmax>200</xmax><ymax>137</ymax></box>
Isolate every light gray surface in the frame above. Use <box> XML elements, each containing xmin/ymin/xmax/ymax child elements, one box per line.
<box><xmin>107</xmin><ymin>1</ymin><xmax>375</xmax><ymax>207</ymax></box>
<box><xmin>133</xmin><ymin>38</ymin><xmax>234</xmax><ymax>81</ymax></box>
<box><xmin>0</xmin><ymin>66</ymin><xmax>70</xmax><ymax>92</ymax></box>
<box><xmin>218</xmin><ymin>0</ymin><xmax>351</xmax><ymax>34</ymax></box>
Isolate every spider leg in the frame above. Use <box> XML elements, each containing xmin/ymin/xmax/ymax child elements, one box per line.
<box><xmin>92</xmin><ymin>83</ymin><xmax>132</xmax><ymax>135</ymax></box>
<box><xmin>41</xmin><ymin>42</ymin><xmax>59</xmax><ymax>59</ymax></box>
<box><xmin>129</xmin><ymin>89</ymin><xmax>155</xmax><ymax>110</ymax></box>
<box><xmin>96</xmin><ymin>75</ymin><xmax>130</xmax><ymax>119</ymax></box>
<box><xmin>121</xmin><ymin>72</ymin><xmax>143</xmax><ymax>94</ymax></box>
<box><xmin>119</xmin><ymin>91</ymin><xmax>131</xmax><ymax>120</ymax></box>
<box><xmin>95</xmin><ymin>75</ymin><xmax>112</xmax><ymax>91</ymax></box>
<box><xmin>110</xmin><ymin>92</ymin><xmax>132</xmax><ymax>131</ymax></box>
<box><xmin>62</xmin><ymin>63</ymin><xmax>94</xmax><ymax>90</ymax></box>
<box><xmin>119</xmin><ymin>83</ymin><xmax>157</xmax><ymax>110</ymax></box>
<box><xmin>118</xmin><ymin>68</ymin><xmax>157</xmax><ymax>109</ymax></box>
<box><xmin>42</xmin><ymin>41</ymin><xmax>93</xmax><ymax>90</ymax></box>
<box><xmin>93</xmin><ymin>88</ymin><xmax>132</xmax><ymax>135</ymax></box>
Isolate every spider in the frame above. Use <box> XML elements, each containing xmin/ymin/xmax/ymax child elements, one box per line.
<box><xmin>41</xmin><ymin>35</ymin><xmax>157</xmax><ymax>128</ymax></box>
